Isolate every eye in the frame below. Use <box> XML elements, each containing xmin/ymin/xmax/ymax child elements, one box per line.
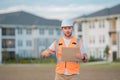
<box><xmin>68</xmin><ymin>27</ymin><xmax>71</xmax><ymax>29</ymax></box>
<box><xmin>63</xmin><ymin>27</ymin><xmax>67</xmax><ymax>30</ymax></box>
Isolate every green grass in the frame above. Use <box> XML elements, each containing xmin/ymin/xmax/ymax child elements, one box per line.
<box><xmin>0</xmin><ymin>62</ymin><xmax>120</xmax><ymax>67</ymax></box>
<box><xmin>81</xmin><ymin>62</ymin><xmax>120</xmax><ymax>67</ymax></box>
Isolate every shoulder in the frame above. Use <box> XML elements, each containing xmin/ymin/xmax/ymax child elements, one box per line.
<box><xmin>73</xmin><ymin>36</ymin><xmax>83</xmax><ymax>42</ymax></box>
<box><xmin>54</xmin><ymin>37</ymin><xmax>63</xmax><ymax>44</ymax></box>
<box><xmin>56</xmin><ymin>37</ymin><xmax>63</xmax><ymax>42</ymax></box>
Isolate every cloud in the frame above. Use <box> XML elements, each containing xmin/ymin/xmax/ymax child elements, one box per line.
<box><xmin>0</xmin><ymin>4</ymin><xmax>106</xmax><ymax>20</ymax></box>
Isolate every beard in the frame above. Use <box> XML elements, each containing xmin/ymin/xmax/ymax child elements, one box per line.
<box><xmin>64</xmin><ymin>32</ymin><xmax>72</xmax><ymax>37</ymax></box>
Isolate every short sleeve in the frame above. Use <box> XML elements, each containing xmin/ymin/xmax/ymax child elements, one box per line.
<box><xmin>48</xmin><ymin>41</ymin><xmax>56</xmax><ymax>51</ymax></box>
<box><xmin>80</xmin><ymin>42</ymin><xmax>87</xmax><ymax>54</ymax></box>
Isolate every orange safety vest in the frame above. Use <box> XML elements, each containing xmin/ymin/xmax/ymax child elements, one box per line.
<box><xmin>55</xmin><ymin>36</ymin><xmax>82</xmax><ymax>74</ymax></box>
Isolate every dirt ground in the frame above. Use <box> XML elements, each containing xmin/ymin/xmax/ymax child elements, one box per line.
<box><xmin>0</xmin><ymin>63</ymin><xmax>120</xmax><ymax>80</ymax></box>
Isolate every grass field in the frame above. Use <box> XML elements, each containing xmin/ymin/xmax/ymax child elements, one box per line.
<box><xmin>0</xmin><ymin>62</ymin><xmax>120</xmax><ymax>80</ymax></box>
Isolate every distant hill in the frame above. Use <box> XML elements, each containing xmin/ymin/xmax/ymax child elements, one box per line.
<box><xmin>0</xmin><ymin>11</ymin><xmax>61</xmax><ymax>26</ymax></box>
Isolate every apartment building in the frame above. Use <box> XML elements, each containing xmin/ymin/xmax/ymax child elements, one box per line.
<box><xmin>74</xmin><ymin>4</ymin><xmax>120</xmax><ymax>61</ymax></box>
<box><xmin>0</xmin><ymin>11</ymin><xmax>61</xmax><ymax>63</ymax></box>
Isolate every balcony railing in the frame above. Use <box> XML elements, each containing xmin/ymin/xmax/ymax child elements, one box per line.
<box><xmin>2</xmin><ymin>28</ymin><xmax>15</xmax><ymax>36</ymax></box>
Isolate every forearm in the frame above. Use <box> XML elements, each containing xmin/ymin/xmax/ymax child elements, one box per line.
<box><xmin>41</xmin><ymin>49</ymin><xmax>51</xmax><ymax>58</ymax></box>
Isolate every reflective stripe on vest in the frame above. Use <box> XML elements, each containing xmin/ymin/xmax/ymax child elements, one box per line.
<box><xmin>55</xmin><ymin>36</ymin><xmax>82</xmax><ymax>74</ymax></box>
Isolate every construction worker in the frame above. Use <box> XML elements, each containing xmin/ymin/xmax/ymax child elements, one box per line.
<box><xmin>41</xmin><ymin>19</ymin><xmax>87</xmax><ymax>80</ymax></box>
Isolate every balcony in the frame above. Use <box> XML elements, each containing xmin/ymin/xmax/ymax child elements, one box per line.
<box><xmin>2</xmin><ymin>28</ymin><xmax>15</xmax><ymax>36</ymax></box>
<box><xmin>2</xmin><ymin>39</ymin><xmax>15</xmax><ymax>49</ymax></box>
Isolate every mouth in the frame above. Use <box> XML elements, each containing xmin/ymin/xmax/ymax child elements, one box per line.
<box><xmin>66</xmin><ymin>31</ymin><xmax>70</xmax><ymax>34</ymax></box>
<box><xmin>65</xmin><ymin>32</ymin><xmax>72</xmax><ymax>37</ymax></box>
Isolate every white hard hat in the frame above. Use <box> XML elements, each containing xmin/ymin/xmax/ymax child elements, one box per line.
<box><xmin>61</xmin><ymin>19</ymin><xmax>74</xmax><ymax>27</ymax></box>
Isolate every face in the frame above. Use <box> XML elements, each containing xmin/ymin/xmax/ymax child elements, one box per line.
<box><xmin>62</xmin><ymin>26</ymin><xmax>73</xmax><ymax>37</ymax></box>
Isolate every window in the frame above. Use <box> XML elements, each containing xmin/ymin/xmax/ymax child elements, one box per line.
<box><xmin>89</xmin><ymin>22</ymin><xmax>95</xmax><ymax>29</ymax></box>
<box><xmin>89</xmin><ymin>36</ymin><xmax>95</xmax><ymax>44</ymax></box>
<box><xmin>102</xmin><ymin>20</ymin><xmax>105</xmax><ymax>28</ymax></box>
<box><xmin>26</xmin><ymin>40</ymin><xmax>32</xmax><ymax>47</ymax></box>
<box><xmin>2</xmin><ymin>28</ymin><xmax>15</xmax><ymax>36</ymax></box>
<box><xmin>2</xmin><ymin>51</ymin><xmax>15</xmax><ymax>59</ymax></box>
<box><xmin>92</xmin><ymin>22</ymin><xmax>95</xmax><ymax>28</ymax></box>
<box><xmin>99</xmin><ymin>50</ymin><xmax>102</xmax><ymax>58</ymax></box>
<box><xmin>99</xmin><ymin>20</ymin><xmax>105</xmax><ymax>28</ymax></box>
<box><xmin>89</xmin><ymin>22</ymin><xmax>92</xmax><ymax>29</ymax></box>
<box><xmin>49</xmin><ymin>29</ymin><xmax>53</xmax><ymax>35</ymax></box>
<box><xmin>2</xmin><ymin>39</ymin><xmax>15</xmax><ymax>48</ymax></box>
<box><xmin>18</xmin><ymin>28</ymin><xmax>22</xmax><ymax>35</ymax></box>
<box><xmin>93</xmin><ymin>37</ymin><xmax>95</xmax><ymax>44</ymax></box>
<box><xmin>26</xmin><ymin>28</ymin><xmax>32</xmax><ymax>35</ymax></box>
<box><xmin>99</xmin><ymin>21</ymin><xmax>102</xmax><ymax>28</ymax></box>
<box><xmin>99</xmin><ymin>35</ymin><xmax>105</xmax><ymax>43</ymax></box>
<box><xmin>57</xmin><ymin>29</ymin><xmax>61</xmax><ymax>35</ymax></box>
<box><xmin>39</xmin><ymin>28</ymin><xmax>45</xmax><ymax>35</ymax></box>
<box><xmin>89</xmin><ymin>51</ymin><xmax>92</xmax><ymax>55</ymax></box>
<box><xmin>89</xmin><ymin>37</ymin><xmax>92</xmax><ymax>44</ymax></box>
<box><xmin>78</xmin><ymin>35</ymin><xmax>82</xmax><ymax>39</ymax></box>
<box><xmin>39</xmin><ymin>39</ymin><xmax>45</xmax><ymax>46</ymax></box>
<box><xmin>102</xmin><ymin>35</ymin><xmax>105</xmax><ymax>43</ymax></box>
<box><xmin>18</xmin><ymin>40</ymin><xmax>23</xmax><ymax>47</ymax></box>
<box><xmin>78</xmin><ymin>24</ymin><xmax>82</xmax><ymax>31</ymax></box>
<box><xmin>48</xmin><ymin>39</ymin><xmax>54</xmax><ymax>46</ymax></box>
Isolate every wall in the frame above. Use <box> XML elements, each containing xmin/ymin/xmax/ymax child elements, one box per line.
<box><xmin>116</xmin><ymin>17</ymin><xmax>120</xmax><ymax>58</ymax></box>
<box><xmin>0</xmin><ymin>28</ymin><xmax>2</xmax><ymax>63</ymax></box>
<box><xmin>15</xmin><ymin>25</ymin><xmax>62</xmax><ymax>58</ymax></box>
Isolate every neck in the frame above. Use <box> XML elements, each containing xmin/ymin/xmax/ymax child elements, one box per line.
<box><xmin>64</xmin><ymin>35</ymin><xmax>72</xmax><ymax>39</ymax></box>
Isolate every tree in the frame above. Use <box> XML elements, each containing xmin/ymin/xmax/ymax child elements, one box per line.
<box><xmin>104</xmin><ymin>45</ymin><xmax>110</xmax><ymax>61</ymax></box>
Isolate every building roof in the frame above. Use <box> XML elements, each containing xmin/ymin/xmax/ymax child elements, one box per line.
<box><xmin>0</xmin><ymin>11</ymin><xmax>61</xmax><ymax>26</ymax></box>
<box><xmin>77</xmin><ymin>4</ymin><xmax>120</xmax><ymax>19</ymax></box>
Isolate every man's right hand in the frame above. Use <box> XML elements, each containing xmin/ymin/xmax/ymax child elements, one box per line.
<box><xmin>41</xmin><ymin>50</ymin><xmax>50</xmax><ymax>58</ymax></box>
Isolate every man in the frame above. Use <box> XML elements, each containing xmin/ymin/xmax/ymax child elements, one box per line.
<box><xmin>41</xmin><ymin>19</ymin><xmax>87</xmax><ymax>80</ymax></box>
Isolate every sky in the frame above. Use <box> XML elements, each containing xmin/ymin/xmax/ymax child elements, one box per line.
<box><xmin>0</xmin><ymin>0</ymin><xmax>120</xmax><ymax>20</ymax></box>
